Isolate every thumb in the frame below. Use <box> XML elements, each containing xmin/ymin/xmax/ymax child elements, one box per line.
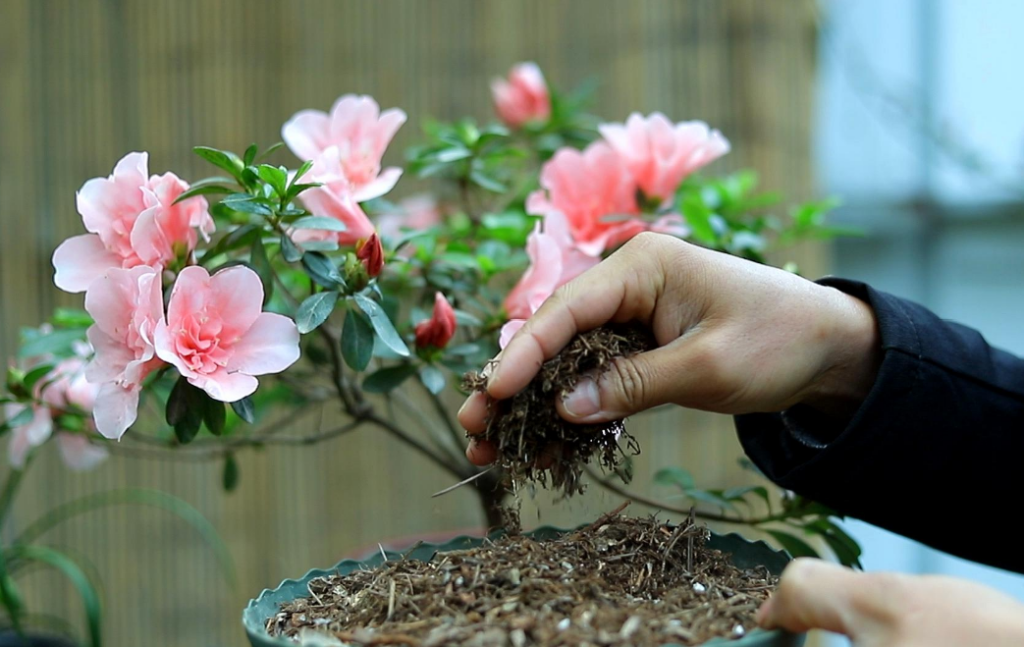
<box><xmin>555</xmin><ymin>347</ymin><xmax>678</xmax><ymax>423</ymax></box>
<box><xmin>758</xmin><ymin>559</ymin><xmax>899</xmax><ymax>638</ymax></box>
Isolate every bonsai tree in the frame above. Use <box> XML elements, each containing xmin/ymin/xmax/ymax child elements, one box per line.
<box><xmin>0</xmin><ymin>62</ymin><xmax>861</xmax><ymax>644</ymax></box>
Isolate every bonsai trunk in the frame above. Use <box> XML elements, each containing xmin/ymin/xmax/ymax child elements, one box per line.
<box><xmin>473</xmin><ymin>469</ymin><xmax>510</xmax><ymax>531</ymax></box>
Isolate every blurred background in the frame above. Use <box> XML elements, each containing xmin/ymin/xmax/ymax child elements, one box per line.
<box><xmin>0</xmin><ymin>1</ymin><xmax>1021</xmax><ymax>646</ymax></box>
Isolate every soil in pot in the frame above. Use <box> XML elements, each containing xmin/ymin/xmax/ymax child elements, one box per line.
<box><xmin>266</xmin><ymin>514</ymin><xmax>777</xmax><ymax>646</ymax></box>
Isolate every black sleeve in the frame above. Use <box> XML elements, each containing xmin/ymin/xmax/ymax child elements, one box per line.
<box><xmin>736</xmin><ymin>278</ymin><xmax>1024</xmax><ymax>574</ymax></box>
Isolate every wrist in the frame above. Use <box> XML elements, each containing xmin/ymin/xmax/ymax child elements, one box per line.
<box><xmin>801</xmin><ymin>287</ymin><xmax>882</xmax><ymax>417</ymax></box>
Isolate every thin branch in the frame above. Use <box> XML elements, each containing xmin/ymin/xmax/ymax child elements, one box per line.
<box><xmin>416</xmin><ymin>379</ymin><xmax>467</xmax><ymax>459</ymax></box>
<box><xmin>391</xmin><ymin>387</ymin><xmax>462</xmax><ymax>462</ymax></box>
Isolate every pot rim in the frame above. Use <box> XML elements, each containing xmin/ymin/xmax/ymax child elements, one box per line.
<box><xmin>243</xmin><ymin>525</ymin><xmax>803</xmax><ymax>647</ymax></box>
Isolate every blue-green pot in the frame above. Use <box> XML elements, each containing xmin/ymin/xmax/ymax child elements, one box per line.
<box><xmin>243</xmin><ymin>526</ymin><xmax>803</xmax><ymax>647</ymax></box>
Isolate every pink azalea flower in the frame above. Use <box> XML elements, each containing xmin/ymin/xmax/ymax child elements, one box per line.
<box><xmin>500</xmin><ymin>212</ymin><xmax>600</xmax><ymax>349</ymax></box>
<box><xmin>282</xmin><ymin>94</ymin><xmax>407</xmax><ymax>202</ymax></box>
<box><xmin>4</xmin><ymin>353</ymin><xmax>108</xmax><ymax>470</ymax></box>
<box><xmin>375</xmin><ymin>194</ymin><xmax>442</xmax><ymax>241</ymax></box>
<box><xmin>526</xmin><ymin>141</ymin><xmax>644</xmax><ymax>256</ymax></box>
<box><xmin>85</xmin><ymin>265</ymin><xmax>167</xmax><ymax>439</ymax></box>
<box><xmin>293</xmin><ymin>180</ymin><xmax>377</xmax><ymax>247</ymax></box>
<box><xmin>154</xmin><ymin>266</ymin><xmax>300</xmax><ymax>403</ymax></box>
<box><xmin>491</xmin><ymin>62</ymin><xmax>551</xmax><ymax>128</ymax></box>
<box><xmin>599</xmin><ymin>112</ymin><xmax>730</xmax><ymax>203</ymax></box>
<box><xmin>52</xmin><ymin>152</ymin><xmax>214</xmax><ymax>293</ymax></box>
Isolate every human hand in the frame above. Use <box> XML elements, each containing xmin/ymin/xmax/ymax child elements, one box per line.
<box><xmin>758</xmin><ymin>558</ymin><xmax>1024</xmax><ymax>646</ymax></box>
<box><xmin>461</xmin><ymin>233</ymin><xmax>880</xmax><ymax>465</ymax></box>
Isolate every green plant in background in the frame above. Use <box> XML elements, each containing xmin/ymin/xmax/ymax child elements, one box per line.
<box><xmin>1</xmin><ymin>62</ymin><xmax>857</xmax><ymax>644</ymax></box>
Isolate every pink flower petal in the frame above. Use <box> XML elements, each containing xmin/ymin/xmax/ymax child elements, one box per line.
<box><xmin>282</xmin><ymin>110</ymin><xmax>332</xmax><ymax>162</ymax></box>
<box><xmin>52</xmin><ymin>234</ymin><xmax>124</xmax><ymax>293</ymax></box>
<box><xmin>225</xmin><ymin>313</ymin><xmax>301</xmax><ymax>376</ymax></box>
<box><xmin>499</xmin><ymin>320</ymin><xmax>526</xmax><ymax>350</ymax></box>
<box><xmin>192</xmin><ymin>370</ymin><xmax>259</xmax><ymax>403</ymax></box>
<box><xmin>207</xmin><ymin>266</ymin><xmax>264</xmax><ymax>337</ymax></box>
<box><xmin>85</xmin><ymin>326</ymin><xmax>136</xmax><ymax>383</ymax></box>
<box><xmin>93</xmin><ymin>382</ymin><xmax>140</xmax><ymax>440</ymax></box>
<box><xmin>352</xmin><ymin>166</ymin><xmax>403</xmax><ymax>202</ymax></box>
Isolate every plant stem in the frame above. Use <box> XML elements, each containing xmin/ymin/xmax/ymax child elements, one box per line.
<box><xmin>366</xmin><ymin>414</ymin><xmax>467</xmax><ymax>481</ymax></box>
<box><xmin>417</xmin><ymin>379</ymin><xmax>467</xmax><ymax>457</ymax></box>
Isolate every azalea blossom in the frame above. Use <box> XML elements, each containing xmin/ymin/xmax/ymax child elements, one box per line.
<box><xmin>491</xmin><ymin>62</ymin><xmax>551</xmax><ymax>128</ymax></box>
<box><xmin>526</xmin><ymin>141</ymin><xmax>643</xmax><ymax>256</ymax></box>
<box><xmin>599</xmin><ymin>112</ymin><xmax>730</xmax><ymax>203</ymax></box>
<box><xmin>154</xmin><ymin>266</ymin><xmax>300</xmax><ymax>403</ymax></box>
<box><xmin>4</xmin><ymin>353</ymin><xmax>108</xmax><ymax>470</ymax></box>
<box><xmin>375</xmin><ymin>194</ymin><xmax>442</xmax><ymax>242</ymax></box>
<box><xmin>500</xmin><ymin>212</ymin><xmax>600</xmax><ymax>348</ymax></box>
<box><xmin>282</xmin><ymin>94</ymin><xmax>407</xmax><ymax>202</ymax></box>
<box><xmin>85</xmin><ymin>265</ymin><xmax>167</xmax><ymax>439</ymax></box>
<box><xmin>294</xmin><ymin>180</ymin><xmax>377</xmax><ymax>247</ymax></box>
<box><xmin>414</xmin><ymin>292</ymin><xmax>457</xmax><ymax>350</ymax></box>
<box><xmin>52</xmin><ymin>152</ymin><xmax>213</xmax><ymax>293</ymax></box>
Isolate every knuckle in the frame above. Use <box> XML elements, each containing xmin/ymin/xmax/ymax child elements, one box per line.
<box><xmin>608</xmin><ymin>358</ymin><xmax>649</xmax><ymax>412</ymax></box>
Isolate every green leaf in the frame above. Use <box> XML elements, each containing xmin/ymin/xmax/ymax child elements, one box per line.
<box><xmin>682</xmin><ymin>193</ymin><xmax>717</xmax><ymax>244</ymax></box>
<box><xmin>166</xmin><ymin>376</ymin><xmax>204</xmax><ymax>444</ymax></box>
<box><xmin>433</xmin><ymin>147</ymin><xmax>473</xmax><ymax>163</ymax></box>
<box><xmin>221</xmin><ymin>193</ymin><xmax>273</xmax><ymax>216</ymax></box>
<box><xmin>469</xmin><ymin>170</ymin><xmax>507</xmax><ymax>193</ymax></box>
<box><xmin>172</xmin><ymin>184</ymin><xmax>232</xmax><ymax>205</ymax></box>
<box><xmin>53</xmin><ymin>308</ymin><xmax>94</xmax><ymax>328</ymax></box>
<box><xmin>765</xmin><ymin>530</ymin><xmax>821</xmax><ymax>560</ymax></box>
<box><xmin>362</xmin><ymin>364</ymin><xmax>418</xmax><ymax>393</ymax></box>
<box><xmin>258</xmin><ymin>164</ymin><xmax>288</xmax><ymax>197</ymax></box>
<box><xmin>193</xmin><ymin>146</ymin><xmax>244</xmax><ymax>180</ymax></box>
<box><xmin>256</xmin><ymin>142</ymin><xmax>284</xmax><ymax>161</ymax></box>
<box><xmin>204</xmin><ymin>399</ymin><xmax>226</xmax><ymax>436</ymax></box>
<box><xmin>683</xmin><ymin>488</ymin><xmax>739</xmax><ymax>513</ymax></box>
<box><xmin>19</xmin><ymin>328</ymin><xmax>86</xmax><ymax>359</ymax></box>
<box><xmin>23</xmin><ymin>364</ymin><xmax>54</xmax><ymax>391</ymax></box>
<box><xmin>341</xmin><ymin>307</ymin><xmax>374</xmax><ymax>371</ymax></box>
<box><xmin>291</xmin><ymin>216</ymin><xmax>347</xmax><ymax>232</ymax></box>
<box><xmin>295</xmin><ymin>291</ymin><xmax>339</xmax><ymax>334</ymax></box>
<box><xmin>292</xmin><ymin>159</ymin><xmax>314</xmax><ymax>184</ymax></box>
<box><xmin>199</xmin><ymin>224</ymin><xmax>261</xmax><ymax>265</ymax></box>
<box><xmin>4</xmin><ymin>545</ymin><xmax>102</xmax><ymax>647</ymax></box>
<box><xmin>230</xmin><ymin>397</ymin><xmax>255</xmax><ymax>424</ymax></box>
<box><xmin>803</xmin><ymin>519</ymin><xmax>862</xmax><ymax>569</ymax></box>
<box><xmin>353</xmin><ymin>294</ymin><xmax>410</xmax><ymax>357</ymax></box>
<box><xmin>250</xmin><ymin>237</ymin><xmax>274</xmax><ymax>304</ymax></box>
<box><xmin>222</xmin><ymin>454</ymin><xmax>240</xmax><ymax>492</ymax></box>
<box><xmin>279</xmin><ymin>232</ymin><xmax>302</xmax><ymax>263</ymax></box>
<box><xmin>243</xmin><ymin>143</ymin><xmax>258</xmax><ymax>166</ymax></box>
<box><xmin>301</xmin><ymin>252</ymin><xmax>345</xmax><ymax>289</ymax></box>
<box><xmin>653</xmin><ymin>467</ymin><xmax>695</xmax><ymax>491</ymax></box>
<box><xmin>419</xmin><ymin>365</ymin><xmax>446</xmax><ymax>394</ymax></box>
<box><xmin>14</xmin><ymin>488</ymin><xmax>235</xmax><ymax>587</ymax></box>
<box><xmin>453</xmin><ymin>310</ymin><xmax>482</xmax><ymax>327</ymax></box>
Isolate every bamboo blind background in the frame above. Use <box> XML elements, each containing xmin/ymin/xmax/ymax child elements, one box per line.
<box><xmin>0</xmin><ymin>1</ymin><xmax>824</xmax><ymax>645</ymax></box>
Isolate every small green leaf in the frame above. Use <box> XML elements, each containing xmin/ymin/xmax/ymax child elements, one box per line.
<box><xmin>256</xmin><ymin>142</ymin><xmax>284</xmax><ymax>161</ymax></box>
<box><xmin>453</xmin><ymin>310</ymin><xmax>482</xmax><ymax>327</ymax></box>
<box><xmin>199</xmin><ymin>224</ymin><xmax>261</xmax><ymax>265</ymax></box>
<box><xmin>231</xmin><ymin>397</ymin><xmax>255</xmax><ymax>424</ymax></box>
<box><xmin>341</xmin><ymin>307</ymin><xmax>374</xmax><ymax>371</ymax></box>
<box><xmin>222</xmin><ymin>454</ymin><xmax>240</xmax><ymax>492</ymax></box>
<box><xmin>173</xmin><ymin>184</ymin><xmax>233</xmax><ymax>205</ymax></box>
<box><xmin>258</xmin><ymin>164</ymin><xmax>288</xmax><ymax>197</ymax></box>
<box><xmin>166</xmin><ymin>376</ymin><xmax>204</xmax><ymax>444</ymax></box>
<box><xmin>23</xmin><ymin>364</ymin><xmax>54</xmax><ymax>391</ymax></box>
<box><xmin>683</xmin><ymin>488</ymin><xmax>739</xmax><ymax>513</ymax></box>
<box><xmin>53</xmin><ymin>308</ymin><xmax>94</xmax><ymax>328</ymax></box>
<box><xmin>301</xmin><ymin>252</ymin><xmax>345</xmax><ymax>289</ymax></box>
<box><xmin>353</xmin><ymin>294</ymin><xmax>410</xmax><ymax>357</ymax></box>
<box><xmin>292</xmin><ymin>159</ymin><xmax>314</xmax><ymax>184</ymax></box>
<box><xmin>765</xmin><ymin>530</ymin><xmax>820</xmax><ymax>560</ymax></box>
<box><xmin>221</xmin><ymin>194</ymin><xmax>273</xmax><ymax>216</ymax></box>
<box><xmin>204</xmin><ymin>399</ymin><xmax>226</xmax><ymax>436</ymax></box>
<box><xmin>419</xmin><ymin>365</ymin><xmax>446</xmax><ymax>394</ymax></box>
<box><xmin>362</xmin><ymin>364</ymin><xmax>418</xmax><ymax>393</ymax></box>
<box><xmin>291</xmin><ymin>216</ymin><xmax>347</xmax><ymax>232</ymax></box>
<box><xmin>653</xmin><ymin>467</ymin><xmax>695</xmax><ymax>491</ymax></box>
<box><xmin>250</xmin><ymin>237</ymin><xmax>274</xmax><ymax>304</ymax></box>
<box><xmin>280</xmin><ymin>232</ymin><xmax>302</xmax><ymax>263</ymax></box>
<box><xmin>193</xmin><ymin>146</ymin><xmax>244</xmax><ymax>180</ymax></box>
<box><xmin>19</xmin><ymin>328</ymin><xmax>86</xmax><ymax>359</ymax></box>
<box><xmin>469</xmin><ymin>170</ymin><xmax>507</xmax><ymax>193</ymax></box>
<box><xmin>243</xmin><ymin>143</ymin><xmax>258</xmax><ymax>166</ymax></box>
<box><xmin>682</xmin><ymin>193</ymin><xmax>716</xmax><ymax>244</ymax></box>
<box><xmin>6</xmin><ymin>407</ymin><xmax>34</xmax><ymax>429</ymax></box>
<box><xmin>295</xmin><ymin>291</ymin><xmax>339</xmax><ymax>334</ymax></box>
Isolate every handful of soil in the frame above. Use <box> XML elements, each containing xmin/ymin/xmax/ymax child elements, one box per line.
<box><xmin>464</xmin><ymin>324</ymin><xmax>655</xmax><ymax>495</ymax></box>
<box><xmin>268</xmin><ymin>516</ymin><xmax>777</xmax><ymax>646</ymax></box>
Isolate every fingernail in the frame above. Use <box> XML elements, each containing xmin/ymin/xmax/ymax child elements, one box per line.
<box><xmin>457</xmin><ymin>398</ymin><xmax>470</xmax><ymax>418</ymax></box>
<box><xmin>562</xmin><ymin>379</ymin><xmax>600</xmax><ymax>419</ymax></box>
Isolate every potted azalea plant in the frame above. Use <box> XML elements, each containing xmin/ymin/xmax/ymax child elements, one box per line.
<box><xmin>1</xmin><ymin>63</ymin><xmax>860</xmax><ymax>646</ymax></box>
